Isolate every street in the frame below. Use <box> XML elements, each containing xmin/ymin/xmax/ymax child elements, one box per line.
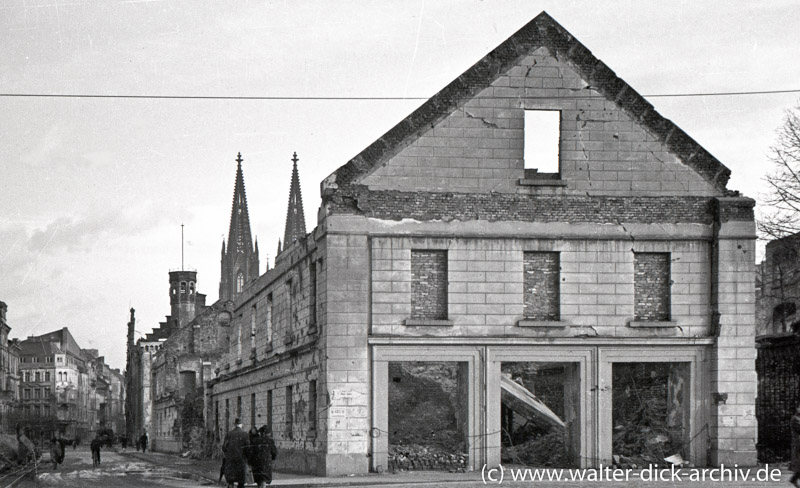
<box><xmin>12</xmin><ymin>448</ymin><xmax>210</xmax><ymax>488</ymax></box>
<box><xmin>3</xmin><ymin>449</ymin><xmax>797</xmax><ymax>488</ymax></box>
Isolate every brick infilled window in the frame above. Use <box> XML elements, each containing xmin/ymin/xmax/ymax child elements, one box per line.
<box><xmin>634</xmin><ymin>252</ymin><xmax>671</xmax><ymax>321</ymax></box>
<box><xmin>523</xmin><ymin>252</ymin><xmax>560</xmax><ymax>320</ymax></box>
<box><xmin>524</xmin><ymin>110</ymin><xmax>560</xmax><ymax>174</ymax></box>
<box><xmin>411</xmin><ymin>250</ymin><xmax>448</xmax><ymax>320</ymax></box>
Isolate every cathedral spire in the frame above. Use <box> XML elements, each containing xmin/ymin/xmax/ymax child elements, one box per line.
<box><xmin>282</xmin><ymin>152</ymin><xmax>307</xmax><ymax>252</ymax></box>
<box><xmin>219</xmin><ymin>152</ymin><xmax>260</xmax><ymax>301</ymax></box>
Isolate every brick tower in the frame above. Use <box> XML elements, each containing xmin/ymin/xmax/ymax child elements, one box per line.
<box><xmin>219</xmin><ymin>152</ymin><xmax>260</xmax><ymax>301</ymax></box>
<box><xmin>169</xmin><ymin>269</ymin><xmax>198</xmax><ymax>328</ymax></box>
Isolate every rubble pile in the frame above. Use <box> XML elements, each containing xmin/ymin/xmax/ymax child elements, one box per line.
<box><xmin>501</xmin><ymin>431</ymin><xmax>568</xmax><ymax>467</ymax></box>
<box><xmin>388</xmin><ymin>443</ymin><xmax>468</xmax><ymax>472</ymax></box>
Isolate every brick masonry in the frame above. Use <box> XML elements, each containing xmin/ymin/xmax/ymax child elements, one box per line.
<box><xmin>523</xmin><ymin>252</ymin><xmax>559</xmax><ymax>321</ymax></box>
<box><xmin>634</xmin><ymin>253</ymin><xmax>671</xmax><ymax>321</ymax></box>
<box><xmin>329</xmin><ymin>190</ymin><xmax>716</xmax><ymax>225</ymax></box>
<box><xmin>411</xmin><ymin>251</ymin><xmax>448</xmax><ymax>320</ymax></box>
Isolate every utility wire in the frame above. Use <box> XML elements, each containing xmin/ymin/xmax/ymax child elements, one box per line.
<box><xmin>0</xmin><ymin>88</ymin><xmax>799</xmax><ymax>101</ymax></box>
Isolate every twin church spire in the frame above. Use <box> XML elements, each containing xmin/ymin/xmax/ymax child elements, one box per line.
<box><xmin>219</xmin><ymin>151</ymin><xmax>307</xmax><ymax>302</ymax></box>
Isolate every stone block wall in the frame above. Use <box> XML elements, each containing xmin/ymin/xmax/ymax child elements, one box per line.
<box><xmin>360</xmin><ymin>47</ymin><xmax>719</xmax><ymax>198</ymax></box>
<box><xmin>708</xmin><ymin>201</ymin><xmax>758</xmax><ymax>466</ymax></box>
<box><xmin>322</xmin><ymin>233</ymin><xmax>371</xmax><ymax>476</ymax></box>
<box><xmin>371</xmin><ymin>236</ymin><xmax>710</xmax><ymax>336</ymax></box>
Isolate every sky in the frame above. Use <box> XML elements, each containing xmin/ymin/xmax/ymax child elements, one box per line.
<box><xmin>1</xmin><ymin>0</ymin><xmax>798</xmax><ymax>370</ymax></box>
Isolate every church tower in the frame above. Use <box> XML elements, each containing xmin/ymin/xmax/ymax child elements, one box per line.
<box><xmin>219</xmin><ymin>152</ymin><xmax>260</xmax><ymax>301</ymax></box>
<box><xmin>280</xmin><ymin>152</ymin><xmax>307</xmax><ymax>254</ymax></box>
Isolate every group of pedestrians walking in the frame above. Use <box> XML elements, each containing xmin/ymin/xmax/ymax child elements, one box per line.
<box><xmin>221</xmin><ymin>418</ymin><xmax>278</xmax><ymax>488</ymax></box>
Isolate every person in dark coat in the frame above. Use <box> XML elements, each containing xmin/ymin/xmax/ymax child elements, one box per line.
<box><xmin>50</xmin><ymin>437</ymin><xmax>65</xmax><ymax>470</ymax></box>
<box><xmin>139</xmin><ymin>432</ymin><xmax>148</xmax><ymax>452</ymax></box>
<box><xmin>223</xmin><ymin>419</ymin><xmax>250</xmax><ymax>488</ymax></box>
<box><xmin>791</xmin><ymin>405</ymin><xmax>800</xmax><ymax>487</ymax></box>
<box><xmin>90</xmin><ymin>435</ymin><xmax>102</xmax><ymax>467</ymax></box>
<box><xmin>247</xmin><ymin>425</ymin><xmax>278</xmax><ymax>487</ymax></box>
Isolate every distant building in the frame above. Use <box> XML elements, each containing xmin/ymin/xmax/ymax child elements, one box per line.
<box><xmin>0</xmin><ymin>302</ymin><xmax>21</xmax><ymax>435</ymax></box>
<box><xmin>126</xmin><ymin>267</ymin><xmax>205</xmax><ymax>440</ymax></box>
<box><xmin>129</xmin><ymin>153</ymin><xmax>260</xmax><ymax>453</ymax></box>
<box><xmin>18</xmin><ymin>328</ymin><xmax>92</xmax><ymax>444</ymax></box>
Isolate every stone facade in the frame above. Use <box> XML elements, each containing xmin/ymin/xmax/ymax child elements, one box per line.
<box><xmin>0</xmin><ymin>302</ymin><xmax>20</xmax><ymax>435</ymax></box>
<box><xmin>17</xmin><ymin>328</ymin><xmax>121</xmax><ymax>444</ymax></box>
<box><xmin>208</xmin><ymin>12</ymin><xmax>757</xmax><ymax>474</ymax></box>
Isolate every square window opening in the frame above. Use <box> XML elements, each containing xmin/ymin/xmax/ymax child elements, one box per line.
<box><xmin>524</xmin><ymin>110</ymin><xmax>560</xmax><ymax>176</ymax></box>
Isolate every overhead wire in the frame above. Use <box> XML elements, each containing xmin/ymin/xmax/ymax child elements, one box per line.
<box><xmin>0</xmin><ymin>88</ymin><xmax>799</xmax><ymax>101</ymax></box>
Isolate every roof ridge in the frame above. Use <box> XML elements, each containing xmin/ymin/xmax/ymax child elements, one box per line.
<box><xmin>326</xmin><ymin>11</ymin><xmax>730</xmax><ymax>195</ymax></box>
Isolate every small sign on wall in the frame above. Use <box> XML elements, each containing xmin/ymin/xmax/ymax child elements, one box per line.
<box><xmin>330</xmin><ymin>407</ymin><xmax>347</xmax><ymax>418</ymax></box>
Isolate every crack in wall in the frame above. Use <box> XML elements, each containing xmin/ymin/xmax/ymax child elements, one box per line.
<box><xmin>464</xmin><ymin>110</ymin><xmax>499</xmax><ymax>129</ymax></box>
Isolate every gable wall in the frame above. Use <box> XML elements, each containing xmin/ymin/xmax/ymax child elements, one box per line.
<box><xmin>362</xmin><ymin>47</ymin><xmax>719</xmax><ymax>197</ymax></box>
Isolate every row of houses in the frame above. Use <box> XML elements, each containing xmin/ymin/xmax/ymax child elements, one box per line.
<box><xmin>127</xmin><ymin>11</ymin><xmax>763</xmax><ymax>475</ymax></box>
<box><xmin>0</xmin><ymin>302</ymin><xmax>125</xmax><ymax>445</ymax></box>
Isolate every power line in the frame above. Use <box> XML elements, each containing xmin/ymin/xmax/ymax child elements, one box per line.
<box><xmin>0</xmin><ymin>88</ymin><xmax>799</xmax><ymax>101</ymax></box>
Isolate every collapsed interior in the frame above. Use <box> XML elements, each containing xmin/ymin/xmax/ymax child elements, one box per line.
<box><xmin>387</xmin><ymin>361</ymin><xmax>468</xmax><ymax>471</ymax></box>
<box><xmin>500</xmin><ymin>361</ymin><xmax>580</xmax><ymax>468</ymax></box>
<box><xmin>611</xmin><ymin>362</ymin><xmax>690</xmax><ymax>467</ymax></box>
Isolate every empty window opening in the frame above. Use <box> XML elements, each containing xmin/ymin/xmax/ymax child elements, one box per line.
<box><xmin>309</xmin><ymin>260</ymin><xmax>318</xmax><ymax>328</ymax></box>
<box><xmin>179</xmin><ymin>371</ymin><xmax>196</xmax><ymax>396</ymax></box>
<box><xmin>266</xmin><ymin>294</ymin><xmax>273</xmax><ymax>344</ymax></box>
<box><xmin>524</xmin><ymin>110</ymin><xmax>560</xmax><ymax>174</ymax></box>
<box><xmin>500</xmin><ymin>362</ymin><xmax>580</xmax><ymax>468</ymax></box>
<box><xmin>612</xmin><ymin>362</ymin><xmax>690</xmax><ymax>467</ymax></box>
<box><xmin>388</xmin><ymin>361</ymin><xmax>468</xmax><ymax>471</ymax></box>
<box><xmin>251</xmin><ymin>393</ymin><xmax>256</xmax><ymax>429</ymax></box>
<box><xmin>309</xmin><ymin>380</ymin><xmax>317</xmax><ymax>432</ymax></box>
<box><xmin>285</xmin><ymin>385</ymin><xmax>293</xmax><ymax>439</ymax></box>
<box><xmin>267</xmin><ymin>390</ymin><xmax>273</xmax><ymax>431</ymax></box>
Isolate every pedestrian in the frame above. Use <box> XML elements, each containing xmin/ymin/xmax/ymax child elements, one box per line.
<box><xmin>139</xmin><ymin>431</ymin><xmax>148</xmax><ymax>452</ymax></box>
<box><xmin>49</xmin><ymin>437</ymin><xmax>65</xmax><ymax>470</ymax></box>
<box><xmin>222</xmin><ymin>418</ymin><xmax>250</xmax><ymax>488</ymax></box>
<box><xmin>247</xmin><ymin>425</ymin><xmax>278</xmax><ymax>487</ymax></box>
<box><xmin>791</xmin><ymin>405</ymin><xmax>800</xmax><ymax>487</ymax></box>
<box><xmin>90</xmin><ymin>435</ymin><xmax>102</xmax><ymax>468</ymax></box>
<box><xmin>120</xmin><ymin>436</ymin><xmax>127</xmax><ymax>452</ymax></box>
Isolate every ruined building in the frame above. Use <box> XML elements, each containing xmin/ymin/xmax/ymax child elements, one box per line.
<box><xmin>206</xmin><ymin>12</ymin><xmax>757</xmax><ymax>475</ymax></box>
<box><xmin>756</xmin><ymin>233</ymin><xmax>800</xmax><ymax>462</ymax></box>
<box><xmin>133</xmin><ymin>154</ymin><xmax>259</xmax><ymax>453</ymax></box>
<box><xmin>126</xmin><ymin>269</ymin><xmax>206</xmax><ymax>439</ymax></box>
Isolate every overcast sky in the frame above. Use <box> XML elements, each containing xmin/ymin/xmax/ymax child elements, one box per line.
<box><xmin>1</xmin><ymin>1</ymin><xmax>798</xmax><ymax>369</ymax></box>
